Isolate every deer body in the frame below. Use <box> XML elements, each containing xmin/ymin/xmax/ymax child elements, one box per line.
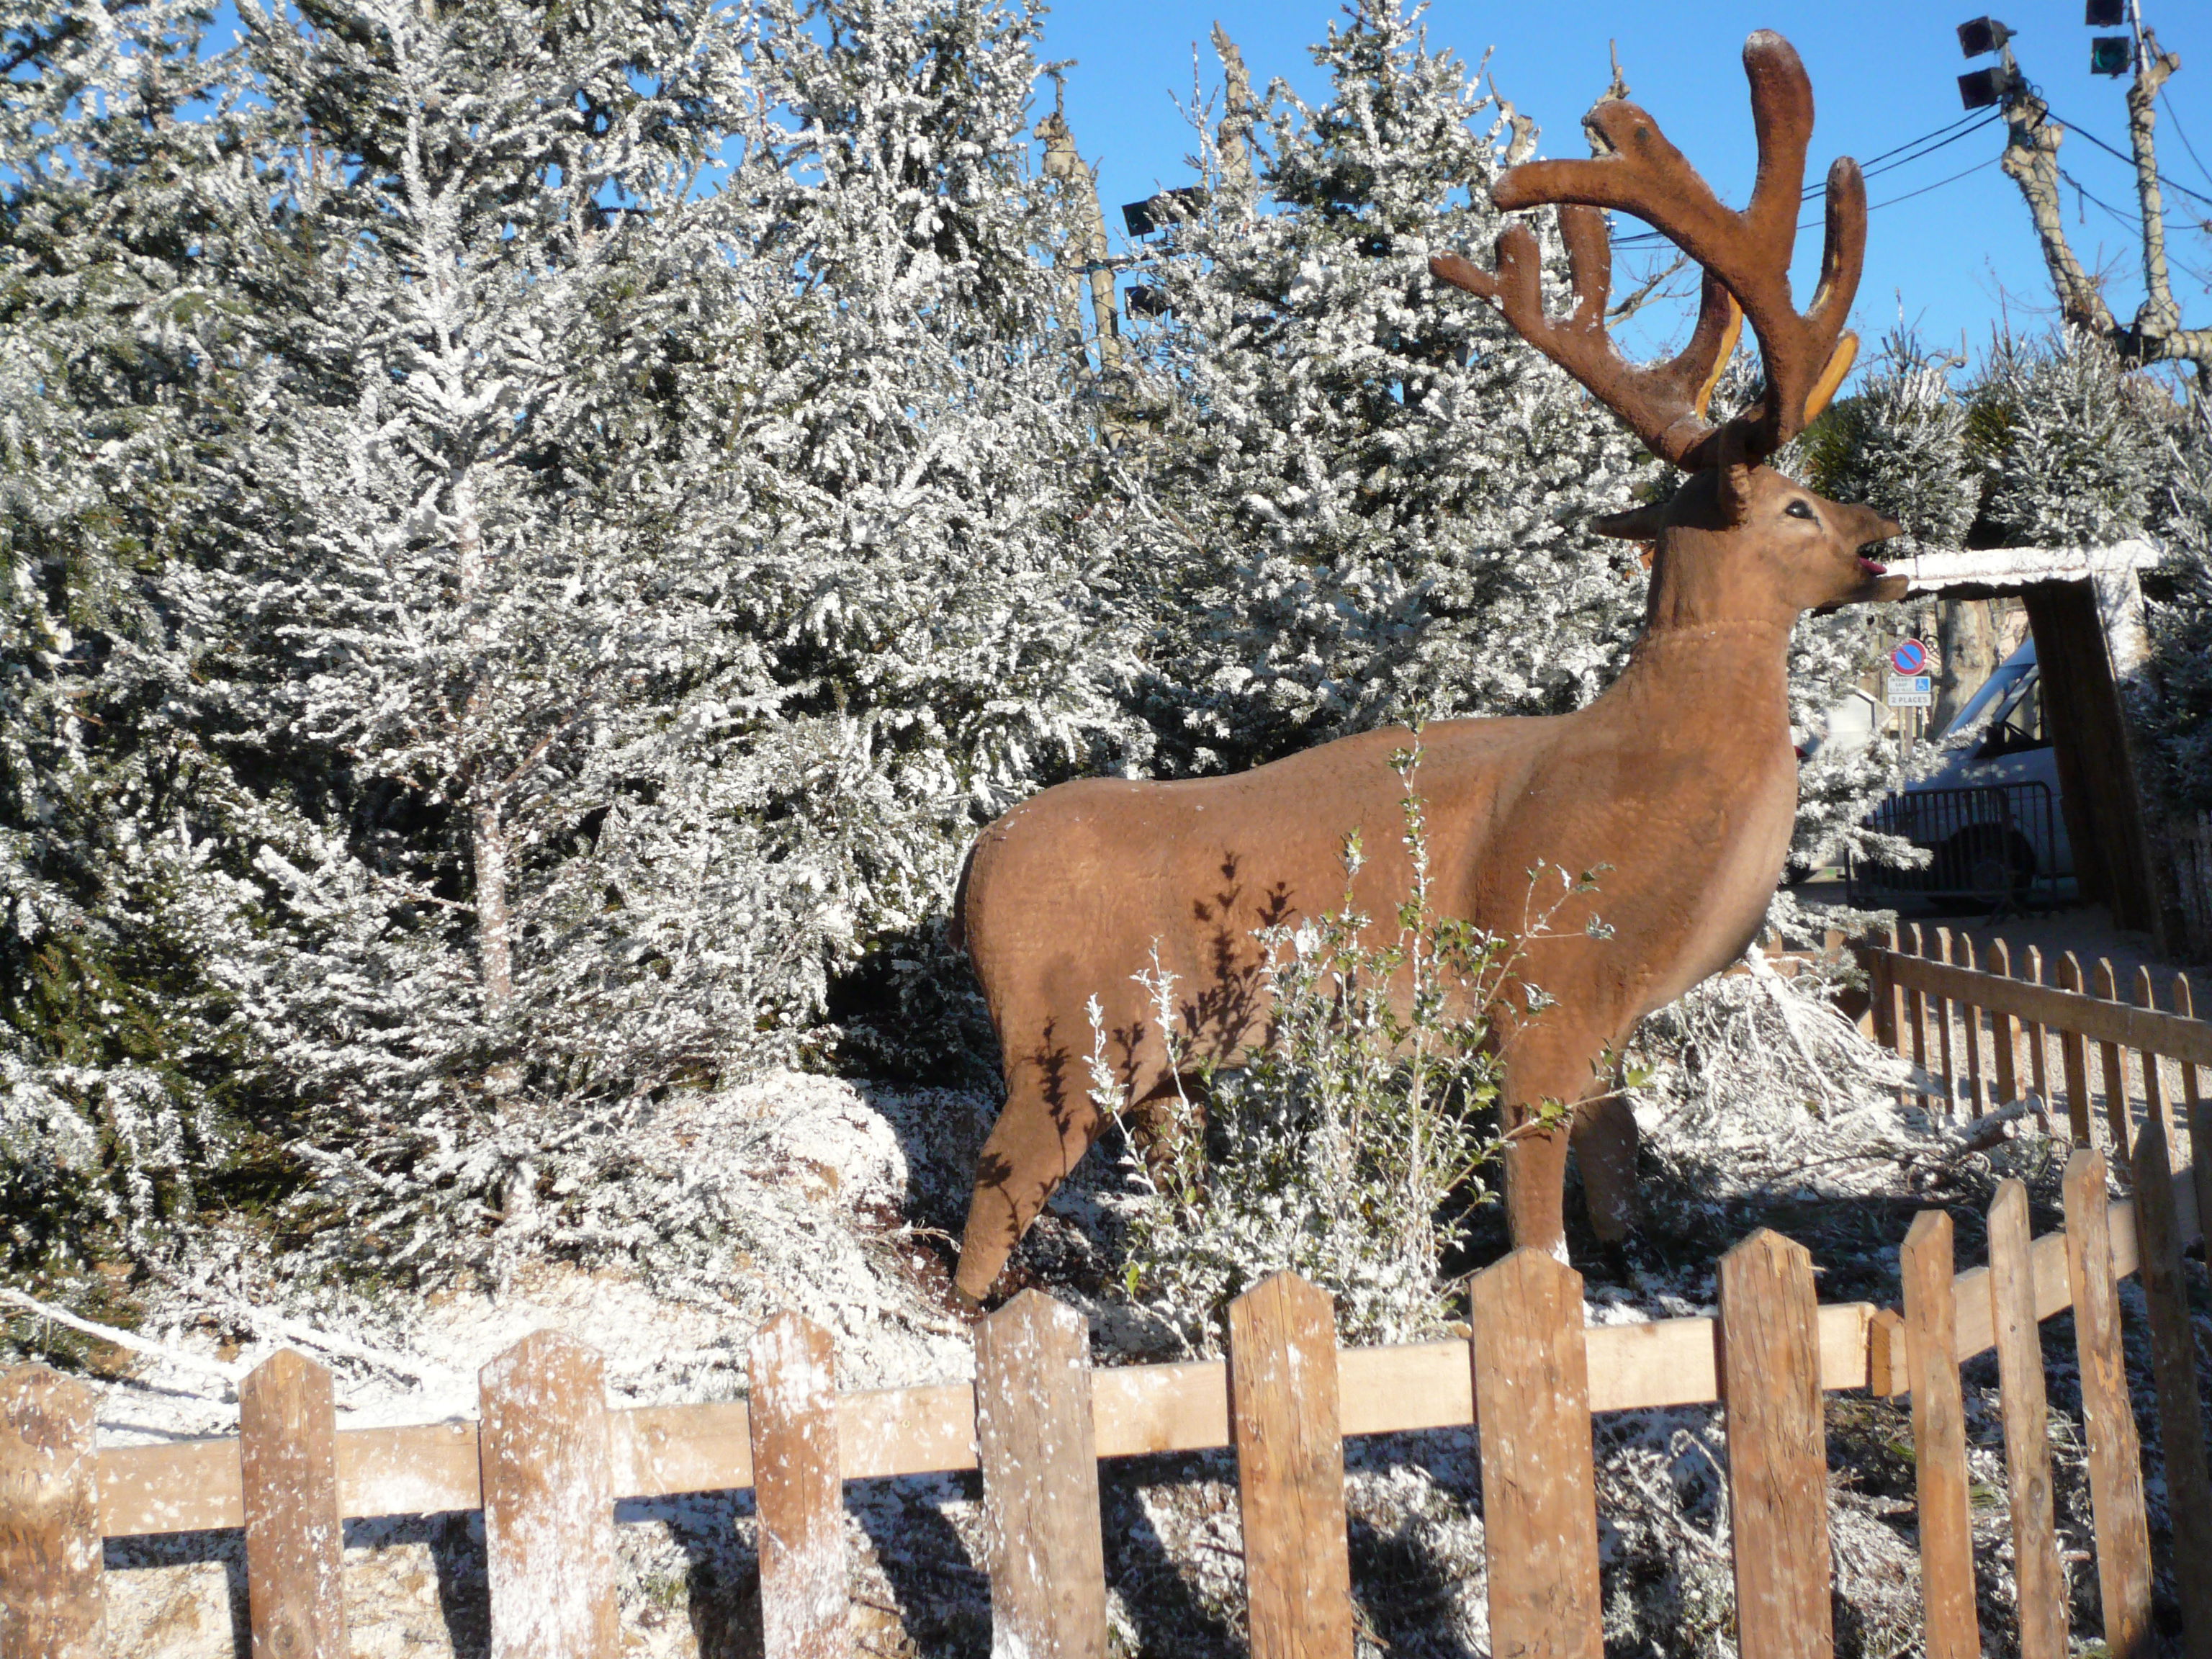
<box><xmin>950</xmin><ymin>32</ymin><xmax>1906</xmax><ymax>1303</ymax></box>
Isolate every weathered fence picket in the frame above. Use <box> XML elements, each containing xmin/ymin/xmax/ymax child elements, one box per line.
<box><xmin>1899</xmin><ymin>1212</ymin><xmax>1978</xmax><ymax>1659</ymax></box>
<box><xmin>1961</xmin><ymin>936</ymin><xmax>1988</xmax><ymax>1116</ymax></box>
<box><xmin>1717</xmin><ymin>1231</ymin><xmax>1833</xmax><ymax>1659</ymax></box>
<box><xmin>1229</xmin><ymin>1272</ymin><xmax>1353</xmax><ymax>1659</ymax></box>
<box><xmin>478</xmin><ymin>1331</ymin><xmax>619</xmax><ymax>1659</ymax></box>
<box><xmin>1468</xmin><ymin>1249</ymin><xmax>1603</xmax><ymax>1659</ymax></box>
<box><xmin>1990</xmin><ymin>939</ymin><xmax>2021</xmax><ymax>1106</ymax></box>
<box><xmin>2138</xmin><ymin>966</ymin><xmax>2175</xmax><ymax>1156</ymax></box>
<box><xmin>974</xmin><ymin>1290</ymin><xmax>1107</xmax><ymax>1659</ymax></box>
<box><xmin>1935</xmin><ymin>928</ymin><xmax>1959</xmax><ymax>1115</ymax></box>
<box><xmin>2024</xmin><ymin>944</ymin><xmax>2054</xmax><ymax>1104</ymax></box>
<box><xmin>0</xmin><ymin>1364</ymin><xmax>102</xmax><ymax>1659</ymax></box>
<box><xmin>747</xmin><ymin>1312</ymin><xmax>848</xmax><ymax>1659</ymax></box>
<box><xmin>2182</xmin><ymin>974</ymin><xmax>2212</xmax><ymax>1245</ymax></box>
<box><xmin>2131</xmin><ymin>1110</ymin><xmax>2212</xmax><ymax>1659</ymax></box>
<box><xmin>1990</xmin><ymin>1179</ymin><xmax>2068</xmax><ymax>1659</ymax></box>
<box><xmin>238</xmin><ymin>1349</ymin><xmax>348</xmax><ymax>1659</ymax></box>
<box><xmin>1907</xmin><ymin>924</ymin><xmax>1934</xmax><ymax>1111</ymax></box>
<box><xmin>2058</xmin><ymin>953</ymin><xmax>2095</xmax><ymax>1146</ymax></box>
<box><xmin>2061</xmin><ymin>1152</ymin><xmax>2152</xmax><ymax>1656</ymax></box>
<box><xmin>2092</xmin><ymin>957</ymin><xmax>2131</xmax><ymax>1154</ymax></box>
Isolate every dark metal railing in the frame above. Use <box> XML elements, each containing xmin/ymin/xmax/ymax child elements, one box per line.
<box><xmin>1846</xmin><ymin>781</ymin><xmax>2062</xmax><ymax>917</ymax></box>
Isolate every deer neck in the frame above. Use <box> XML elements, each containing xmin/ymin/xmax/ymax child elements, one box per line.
<box><xmin>1596</xmin><ymin>614</ymin><xmax>1797</xmax><ymax>740</ymax></box>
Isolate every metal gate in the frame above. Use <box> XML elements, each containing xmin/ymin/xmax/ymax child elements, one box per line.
<box><xmin>1846</xmin><ymin>781</ymin><xmax>2062</xmax><ymax>916</ymax></box>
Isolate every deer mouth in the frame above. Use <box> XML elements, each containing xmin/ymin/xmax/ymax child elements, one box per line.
<box><xmin>1856</xmin><ymin>555</ymin><xmax>1888</xmax><ymax>577</ymax></box>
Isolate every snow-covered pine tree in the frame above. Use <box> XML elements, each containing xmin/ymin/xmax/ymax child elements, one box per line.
<box><xmin>155</xmin><ymin>0</ymin><xmax>814</xmax><ymax>1272</ymax></box>
<box><xmin>199</xmin><ymin>0</ymin><xmax>1148</xmax><ymax>1270</ymax></box>
<box><xmin>0</xmin><ymin>0</ymin><xmax>279</xmax><ymax>1271</ymax></box>
<box><xmin>1969</xmin><ymin>328</ymin><xmax>2168</xmax><ymax>548</ymax></box>
<box><xmin>709</xmin><ymin>0</ymin><xmax>1151</xmax><ymax>1075</ymax></box>
<box><xmin>5</xmin><ymin>0</ymin><xmax>1143</xmax><ymax>1283</ymax></box>
<box><xmin>1123</xmin><ymin>1</ymin><xmax>1658</xmax><ymax>778</ymax></box>
<box><xmin>2141</xmin><ymin>408</ymin><xmax>2212</xmax><ymax>811</ymax></box>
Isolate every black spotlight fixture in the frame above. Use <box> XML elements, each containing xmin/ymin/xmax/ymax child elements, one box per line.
<box><xmin>1957</xmin><ymin>16</ymin><xmax>2015</xmax><ymax>56</ymax></box>
<box><xmin>2090</xmin><ymin>34</ymin><xmax>2134</xmax><ymax>74</ymax></box>
<box><xmin>1120</xmin><ymin>186</ymin><xmax>1206</xmax><ymax>240</ymax></box>
<box><xmin>2084</xmin><ymin>0</ymin><xmax>2125</xmax><ymax>25</ymax></box>
<box><xmin>1959</xmin><ymin>65</ymin><xmax>2017</xmax><ymax>109</ymax></box>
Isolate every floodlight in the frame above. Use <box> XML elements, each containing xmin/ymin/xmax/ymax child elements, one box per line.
<box><xmin>2085</xmin><ymin>0</ymin><xmax>2124</xmax><ymax>27</ymax></box>
<box><xmin>1958</xmin><ymin>65</ymin><xmax>2016</xmax><ymax>109</ymax></box>
<box><xmin>2090</xmin><ymin>35</ymin><xmax>2133</xmax><ymax>73</ymax></box>
<box><xmin>1124</xmin><ymin>284</ymin><xmax>1170</xmax><ymax>318</ymax></box>
<box><xmin>1120</xmin><ymin>186</ymin><xmax>1206</xmax><ymax>239</ymax></box>
<box><xmin>1957</xmin><ymin>17</ymin><xmax>2014</xmax><ymax>56</ymax></box>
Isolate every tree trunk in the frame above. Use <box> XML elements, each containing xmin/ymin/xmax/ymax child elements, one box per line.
<box><xmin>1933</xmin><ymin>598</ymin><xmax>1997</xmax><ymax>734</ymax></box>
<box><xmin>1033</xmin><ymin>105</ymin><xmax>1123</xmax><ymax>371</ymax></box>
<box><xmin>474</xmin><ymin>801</ymin><xmax>514</xmax><ymax>1015</ymax></box>
<box><xmin>451</xmin><ymin>466</ymin><xmax>513</xmax><ymax>1016</ymax></box>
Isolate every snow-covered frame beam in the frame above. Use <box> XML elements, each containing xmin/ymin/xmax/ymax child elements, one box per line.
<box><xmin>1889</xmin><ymin>539</ymin><xmax>2160</xmax><ymax>674</ymax></box>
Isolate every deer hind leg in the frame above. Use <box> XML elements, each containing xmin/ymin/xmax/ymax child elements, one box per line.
<box><xmin>1571</xmin><ymin>1087</ymin><xmax>1641</xmax><ymax>1243</ymax></box>
<box><xmin>953</xmin><ymin>1031</ymin><xmax>1109</xmax><ymax>1305</ymax></box>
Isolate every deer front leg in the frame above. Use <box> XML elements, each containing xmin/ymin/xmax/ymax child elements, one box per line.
<box><xmin>953</xmin><ymin>1034</ymin><xmax>1107</xmax><ymax>1305</ymax></box>
<box><xmin>1498</xmin><ymin>1029</ymin><xmax>1618</xmax><ymax>1259</ymax></box>
<box><xmin>1501</xmin><ymin>1112</ymin><xmax>1573</xmax><ymax>1259</ymax></box>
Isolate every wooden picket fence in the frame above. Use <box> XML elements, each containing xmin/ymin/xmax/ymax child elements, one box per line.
<box><xmin>1864</xmin><ymin>924</ymin><xmax>2211</xmax><ymax>1169</ymax></box>
<box><xmin>6</xmin><ymin>1134</ymin><xmax>2212</xmax><ymax>1658</ymax></box>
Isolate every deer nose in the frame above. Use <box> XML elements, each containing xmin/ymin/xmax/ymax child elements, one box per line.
<box><xmin>1856</xmin><ymin>508</ymin><xmax>1904</xmax><ymax>545</ymax></box>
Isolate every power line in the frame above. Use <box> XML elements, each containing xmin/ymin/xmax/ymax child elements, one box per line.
<box><xmin>1863</xmin><ymin>155</ymin><xmax>1998</xmax><ymax>214</ymax></box>
<box><xmin>2159</xmin><ymin>88</ymin><xmax>2212</xmax><ymax>195</ymax></box>
<box><xmin>1609</xmin><ymin>110</ymin><xmax>1999</xmax><ymax>246</ymax></box>
<box><xmin>2057</xmin><ymin>161</ymin><xmax>2204</xmax><ymax>233</ymax></box>
<box><xmin>1614</xmin><ymin>146</ymin><xmax>1997</xmax><ymax>249</ymax></box>
<box><xmin>1855</xmin><ymin>111</ymin><xmax>2004</xmax><ymax>187</ymax></box>
<box><xmin>2039</xmin><ymin>104</ymin><xmax>2212</xmax><ymax>210</ymax></box>
<box><xmin>2058</xmin><ymin>164</ymin><xmax>2212</xmax><ymax>292</ymax></box>
<box><xmin>1852</xmin><ymin>107</ymin><xmax>1997</xmax><ymax>176</ymax></box>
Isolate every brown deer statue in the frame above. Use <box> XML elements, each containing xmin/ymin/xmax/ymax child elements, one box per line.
<box><xmin>947</xmin><ymin>31</ymin><xmax>1905</xmax><ymax>1305</ymax></box>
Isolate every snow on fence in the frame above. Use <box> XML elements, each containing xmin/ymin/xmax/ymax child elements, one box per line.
<box><xmin>5</xmin><ymin>1142</ymin><xmax>2212</xmax><ymax>1659</ymax></box>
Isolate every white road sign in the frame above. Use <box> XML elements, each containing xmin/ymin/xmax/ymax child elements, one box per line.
<box><xmin>1887</xmin><ymin>673</ymin><xmax>1932</xmax><ymax>708</ymax></box>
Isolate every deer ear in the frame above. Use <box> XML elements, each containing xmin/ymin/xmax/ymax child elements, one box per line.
<box><xmin>1589</xmin><ymin>503</ymin><xmax>1670</xmax><ymax>540</ymax></box>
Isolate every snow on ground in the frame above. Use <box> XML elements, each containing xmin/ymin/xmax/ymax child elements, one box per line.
<box><xmin>50</xmin><ymin>964</ymin><xmax>2212</xmax><ymax>1658</ymax></box>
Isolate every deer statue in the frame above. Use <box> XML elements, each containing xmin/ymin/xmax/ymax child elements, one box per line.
<box><xmin>947</xmin><ymin>31</ymin><xmax>1905</xmax><ymax>1305</ymax></box>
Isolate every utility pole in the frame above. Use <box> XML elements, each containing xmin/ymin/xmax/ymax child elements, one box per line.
<box><xmin>1035</xmin><ymin>76</ymin><xmax>1125</xmax><ymax>373</ymax></box>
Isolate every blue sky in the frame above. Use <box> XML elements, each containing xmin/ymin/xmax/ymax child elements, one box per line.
<box><xmin>1040</xmin><ymin>0</ymin><xmax>2212</xmax><ymax>379</ymax></box>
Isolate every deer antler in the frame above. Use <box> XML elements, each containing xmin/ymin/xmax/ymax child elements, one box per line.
<box><xmin>1434</xmin><ymin>32</ymin><xmax>1865</xmax><ymax>471</ymax></box>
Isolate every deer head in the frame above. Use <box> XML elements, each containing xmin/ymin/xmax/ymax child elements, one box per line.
<box><xmin>1432</xmin><ymin>31</ymin><xmax>1902</xmax><ymax>626</ymax></box>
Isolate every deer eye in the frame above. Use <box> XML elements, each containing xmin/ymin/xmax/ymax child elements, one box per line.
<box><xmin>1785</xmin><ymin>500</ymin><xmax>1817</xmax><ymax>521</ymax></box>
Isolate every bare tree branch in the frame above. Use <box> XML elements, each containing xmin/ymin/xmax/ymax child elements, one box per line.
<box><xmin>1607</xmin><ymin>254</ymin><xmax>1691</xmax><ymax>324</ymax></box>
<box><xmin>1996</xmin><ymin>29</ymin><xmax>2211</xmax><ymax>385</ymax></box>
<box><xmin>2128</xmin><ymin>29</ymin><xmax>2184</xmax><ymax>338</ymax></box>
